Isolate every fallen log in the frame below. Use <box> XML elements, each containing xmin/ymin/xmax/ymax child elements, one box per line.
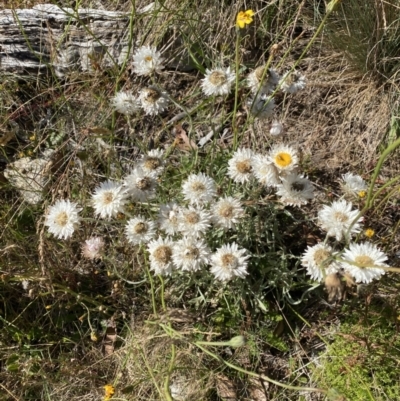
<box><xmin>0</xmin><ymin>3</ymin><xmax>133</xmax><ymax>77</ymax></box>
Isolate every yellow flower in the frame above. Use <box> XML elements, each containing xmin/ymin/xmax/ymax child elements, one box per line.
<box><xmin>104</xmin><ymin>384</ymin><xmax>115</xmax><ymax>400</ymax></box>
<box><xmin>364</xmin><ymin>228</ymin><xmax>375</xmax><ymax>238</ymax></box>
<box><xmin>236</xmin><ymin>10</ymin><xmax>255</xmax><ymax>28</ymax></box>
<box><xmin>358</xmin><ymin>190</ymin><xmax>366</xmax><ymax>198</ymax></box>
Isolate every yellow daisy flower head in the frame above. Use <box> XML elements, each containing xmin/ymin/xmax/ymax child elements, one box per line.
<box><xmin>236</xmin><ymin>9</ymin><xmax>255</xmax><ymax>28</ymax></box>
<box><xmin>103</xmin><ymin>384</ymin><xmax>115</xmax><ymax>400</ymax></box>
<box><xmin>364</xmin><ymin>228</ymin><xmax>375</xmax><ymax>238</ymax></box>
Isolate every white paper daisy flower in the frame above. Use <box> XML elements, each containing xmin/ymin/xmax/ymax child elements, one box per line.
<box><xmin>251</xmin><ymin>153</ymin><xmax>280</xmax><ymax>187</ymax></box>
<box><xmin>139</xmin><ymin>86</ymin><xmax>169</xmax><ymax>116</ymax></box>
<box><xmin>341</xmin><ymin>172</ymin><xmax>367</xmax><ymax>196</ymax></box>
<box><xmin>211</xmin><ymin>196</ymin><xmax>245</xmax><ymax>230</ymax></box>
<box><xmin>82</xmin><ymin>237</ymin><xmax>105</xmax><ymax>259</ymax></box>
<box><xmin>125</xmin><ymin>215</ymin><xmax>157</xmax><ymax>245</ymax></box>
<box><xmin>201</xmin><ymin>67</ymin><xmax>235</xmax><ymax>96</ymax></box>
<box><xmin>124</xmin><ymin>167</ymin><xmax>157</xmax><ymax>202</ymax></box>
<box><xmin>172</xmin><ymin>237</ymin><xmax>210</xmax><ymax>271</ymax></box>
<box><xmin>270</xmin><ymin>121</ymin><xmax>284</xmax><ymax>136</ymax></box>
<box><xmin>147</xmin><ymin>236</ymin><xmax>174</xmax><ymax>276</ymax></box>
<box><xmin>301</xmin><ymin>243</ymin><xmax>340</xmax><ymax>282</ymax></box>
<box><xmin>92</xmin><ymin>180</ymin><xmax>128</xmax><ymax>219</ymax></box>
<box><xmin>268</xmin><ymin>144</ymin><xmax>298</xmax><ymax>172</ymax></box>
<box><xmin>139</xmin><ymin>149</ymin><xmax>165</xmax><ymax>177</ymax></box>
<box><xmin>279</xmin><ymin>71</ymin><xmax>306</xmax><ymax>94</ymax></box>
<box><xmin>181</xmin><ymin>173</ymin><xmax>217</xmax><ymax>205</ymax></box>
<box><xmin>248</xmin><ymin>93</ymin><xmax>275</xmax><ymax>119</ymax></box>
<box><xmin>210</xmin><ymin>243</ymin><xmax>250</xmax><ymax>282</ymax></box>
<box><xmin>111</xmin><ymin>91</ymin><xmax>140</xmax><ymax>115</ymax></box>
<box><xmin>158</xmin><ymin>203</ymin><xmax>181</xmax><ymax>235</ymax></box>
<box><xmin>340</xmin><ymin>242</ymin><xmax>387</xmax><ymax>283</ymax></box>
<box><xmin>132</xmin><ymin>45</ymin><xmax>164</xmax><ymax>76</ymax></box>
<box><xmin>318</xmin><ymin>200</ymin><xmax>363</xmax><ymax>241</ymax></box>
<box><xmin>45</xmin><ymin>199</ymin><xmax>81</xmax><ymax>239</ymax></box>
<box><xmin>178</xmin><ymin>206</ymin><xmax>211</xmax><ymax>238</ymax></box>
<box><xmin>247</xmin><ymin>66</ymin><xmax>280</xmax><ymax>94</ymax></box>
<box><xmin>276</xmin><ymin>173</ymin><xmax>314</xmax><ymax>206</ymax></box>
<box><xmin>227</xmin><ymin>148</ymin><xmax>254</xmax><ymax>183</ymax></box>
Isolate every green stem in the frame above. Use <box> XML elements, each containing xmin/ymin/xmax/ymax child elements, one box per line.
<box><xmin>232</xmin><ymin>32</ymin><xmax>241</xmax><ymax>150</ymax></box>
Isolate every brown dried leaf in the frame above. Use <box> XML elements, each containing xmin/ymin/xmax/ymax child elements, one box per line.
<box><xmin>173</xmin><ymin>124</ymin><xmax>197</xmax><ymax>151</ymax></box>
<box><xmin>88</xmin><ymin>126</ymin><xmax>113</xmax><ymax>136</ymax></box>
<box><xmin>0</xmin><ymin>131</ymin><xmax>15</xmax><ymax>146</ymax></box>
<box><xmin>248</xmin><ymin>378</ymin><xmax>269</xmax><ymax>401</ymax></box>
<box><xmin>215</xmin><ymin>374</ymin><xmax>237</xmax><ymax>401</ymax></box>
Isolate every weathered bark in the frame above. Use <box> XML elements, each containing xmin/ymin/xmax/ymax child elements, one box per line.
<box><xmin>0</xmin><ymin>3</ymin><xmax>133</xmax><ymax>77</ymax></box>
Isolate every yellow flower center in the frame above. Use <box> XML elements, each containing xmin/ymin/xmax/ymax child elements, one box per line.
<box><xmin>313</xmin><ymin>249</ymin><xmax>331</xmax><ymax>266</ymax></box>
<box><xmin>143</xmin><ymin>157</ymin><xmax>160</xmax><ymax>171</ymax></box>
<box><xmin>220</xmin><ymin>205</ymin><xmax>233</xmax><ymax>218</ymax></box>
<box><xmin>191</xmin><ymin>182</ymin><xmax>206</xmax><ymax>193</ymax></box>
<box><xmin>221</xmin><ymin>253</ymin><xmax>238</xmax><ymax>268</ymax></box>
<box><xmin>136</xmin><ymin>177</ymin><xmax>151</xmax><ymax>190</ymax></box>
<box><xmin>358</xmin><ymin>190</ymin><xmax>366</xmax><ymax>198</ymax></box>
<box><xmin>145</xmin><ymin>88</ymin><xmax>161</xmax><ymax>103</ymax></box>
<box><xmin>236</xmin><ymin>160</ymin><xmax>252</xmax><ymax>174</ymax></box>
<box><xmin>354</xmin><ymin>255</ymin><xmax>374</xmax><ymax>268</ymax></box>
<box><xmin>145</xmin><ymin>55</ymin><xmax>153</xmax><ymax>62</ymax></box>
<box><xmin>103</xmin><ymin>192</ymin><xmax>114</xmax><ymax>205</ymax></box>
<box><xmin>183</xmin><ymin>246</ymin><xmax>200</xmax><ymax>260</ymax></box>
<box><xmin>154</xmin><ymin>245</ymin><xmax>172</xmax><ymax>264</ymax></box>
<box><xmin>55</xmin><ymin>211</ymin><xmax>68</xmax><ymax>226</ymax></box>
<box><xmin>209</xmin><ymin>71</ymin><xmax>227</xmax><ymax>86</ymax></box>
<box><xmin>134</xmin><ymin>222</ymin><xmax>147</xmax><ymax>234</ymax></box>
<box><xmin>334</xmin><ymin>212</ymin><xmax>349</xmax><ymax>223</ymax></box>
<box><xmin>184</xmin><ymin>212</ymin><xmax>200</xmax><ymax>224</ymax></box>
<box><xmin>274</xmin><ymin>152</ymin><xmax>292</xmax><ymax>168</ymax></box>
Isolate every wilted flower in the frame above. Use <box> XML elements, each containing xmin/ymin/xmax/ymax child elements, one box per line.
<box><xmin>318</xmin><ymin>200</ymin><xmax>363</xmax><ymax>241</ymax></box>
<box><xmin>270</xmin><ymin>121</ymin><xmax>284</xmax><ymax>136</ymax></box>
<box><xmin>247</xmin><ymin>66</ymin><xmax>280</xmax><ymax>94</ymax></box>
<box><xmin>276</xmin><ymin>173</ymin><xmax>314</xmax><ymax>206</ymax></box>
<box><xmin>248</xmin><ymin>94</ymin><xmax>275</xmax><ymax>119</ymax></box>
<box><xmin>210</xmin><ymin>243</ymin><xmax>250</xmax><ymax>282</ymax></box>
<box><xmin>181</xmin><ymin>173</ymin><xmax>217</xmax><ymax>205</ymax></box>
<box><xmin>340</xmin><ymin>242</ymin><xmax>387</xmax><ymax>283</ymax></box>
<box><xmin>236</xmin><ymin>9</ymin><xmax>255</xmax><ymax>28</ymax></box>
<box><xmin>111</xmin><ymin>91</ymin><xmax>140</xmax><ymax>115</ymax></box>
<box><xmin>139</xmin><ymin>86</ymin><xmax>169</xmax><ymax>116</ymax></box>
<box><xmin>132</xmin><ymin>45</ymin><xmax>164</xmax><ymax>76</ymax></box>
<box><xmin>201</xmin><ymin>67</ymin><xmax>235</xmax><ymax>96</ymax></box>
<box><xmin>45</xmin><ymin>199</ymin><xmax>81</xmax><ymax>239</ymax></box>
<box><xmin>92</xmin><ymin>180</ymin><xmax>128</xmax><ymax>219</ymax></box>
<box><xmin>279</xmin><ymin>71</ymin><xmax>306</xmax><ymax>94</ymax></box>
<box><xmin>82</xmin><ymin>237</ymin><xmax>105</xmax><ymax>259</ymax></box>
<box><xmin>301</xmin><ymin>243</ymin><xmax>339</xmax><ymax>281</ymax></box>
